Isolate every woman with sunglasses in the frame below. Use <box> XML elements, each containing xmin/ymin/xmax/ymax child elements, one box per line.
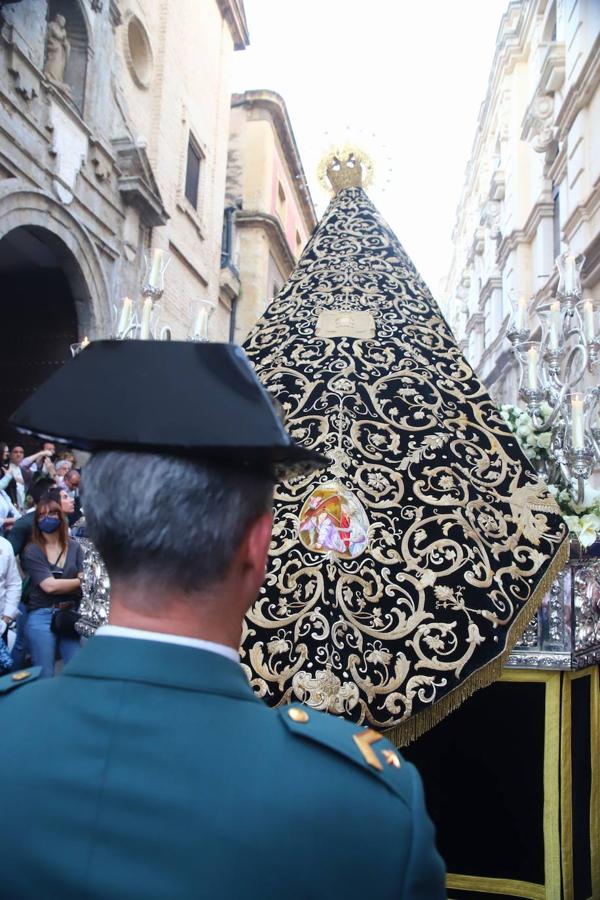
<box><xmin>21</xmin><ymin>499</ymin><xmax>83</xmax><ymax>677</ymax></box>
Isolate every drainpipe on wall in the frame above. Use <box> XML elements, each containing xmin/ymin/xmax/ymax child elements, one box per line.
<box><xmin>228</xmin><ymin>294</ymin><xmax>238</xmax><ymax>343</ymax></box>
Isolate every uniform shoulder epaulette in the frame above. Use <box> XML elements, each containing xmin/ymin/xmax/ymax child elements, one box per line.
<box><xmin>0</xmin><ymin>667</ymin><xmax>42</xmax><ymax>694</ymax></box>
<box><xmin>278</xmin><ymin>704</ymin><xmax>413</xmax><ymax>803</ymax></box>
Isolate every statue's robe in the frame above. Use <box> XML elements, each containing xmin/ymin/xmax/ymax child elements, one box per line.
<box><xmin>241</xmin><ymin>185</ymin><xmax>567</xmax><ymax>743</ymax></box>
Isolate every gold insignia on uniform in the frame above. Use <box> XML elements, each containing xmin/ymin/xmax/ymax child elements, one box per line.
<box><xmin>288</xmin><ymin>707</ymin><xmax>309</xmax><ymax>723</ymax></box>
<box><xmin>353</xmin><ymin>728</ymin><xmax>384</xmax><ymax>771</ymax></box>
<box><xmin>11</xmin><ymin>671</ymin><xmax>30</xmax><ymax>682</ymax></box>
<box><xmin>382</xmin><ymin>749</ymin><xmax>401</xmax><ymax>769</ymax></box>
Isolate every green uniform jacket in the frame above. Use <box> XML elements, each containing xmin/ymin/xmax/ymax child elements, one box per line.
<box><xmin>0</xmin><ymin>636</ymin><xmax>445</xmax><ymax>899</ymax></box>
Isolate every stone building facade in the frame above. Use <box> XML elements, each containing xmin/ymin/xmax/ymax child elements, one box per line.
<box><xmin>224</xmin><ymin>90</ymin><xmax>317</xmax><ymax>343</ymax></box>
<box><xmin>443</xmin><ymin>0</ymin><xmax>600</xmax><ymax>402</ymax></box>
<box><xmin>0</xmin><ymin>0</ymin><xmax>247</xmax><ymax>440</ymax></box>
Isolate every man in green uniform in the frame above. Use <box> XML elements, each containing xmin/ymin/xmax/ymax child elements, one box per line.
<box><xmin>0</xmin><ymin>341</ymin><xmax>445</xmax><ymax>899</ymax></box>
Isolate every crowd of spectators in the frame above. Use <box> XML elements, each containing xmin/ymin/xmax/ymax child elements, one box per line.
<box><xmin>0</xmin><ymin>441</ymin><xmax>85</xmax><ymax>678</ymax></box>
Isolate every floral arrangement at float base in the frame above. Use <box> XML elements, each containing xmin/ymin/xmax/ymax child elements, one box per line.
<box><xmin>499</xmin><ymin>402</ymin><xmax>600</xmax><ymax>548</ymax></box>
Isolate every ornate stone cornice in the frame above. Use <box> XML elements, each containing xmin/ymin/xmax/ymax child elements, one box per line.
<box><xmin>479</xmin><ymin>274</ymin><xmax>502</xmax><ymax>307</ymax></box>
<box><xmin>547</xmin><ymin>140</ymin><xmax>567</xmax><ymax>184</ymax></box>
<box><xmin>480</xmin><ymin>339</ymin><xmax>513</xmax><ymax>389</ymax></box>
<box><xmin>521</xmin><ymin>90</ymin><xmax>556</xmax><ymax>153</ymax></box>
<box><xmin>496</xmin><ymin>197</ymin><xmax>554</xmax><ymax>268</ymax></box>
<box><xmin>215</xmin><ymin>0</ymin><xmax>249</xmax><ymax>51</ymax></box>
<box><xmin>235</xmin><ymin>209</ymin><xmax>296</xmax><ymax>273</ymax></box>
<box><xmin>555</xmin><ymin>31</ymin><xmax>600</xmax><ymax>139</ymax></box>
<box><xmin>112</xmin><ymin>136</ymin><xmax>168</xmax><ymax>227</ymax></box>
<box><xmin>562</xmin><ymin>177</ymin><xmax>600</xmax><ymax>249</ymax></box>
<box><xmin>539</xmin><ymin>41</ymin><xmax>565</xmax><ymax>93</ymax></box>
<box><xmin>231</xmin><ymin>90</ymin><xmax>317</xmax><ymax>234</ymax></box>
<box><xmin>480</xmin><ymin>198</ymin><xmax>502</xmax><ymax>238</ymax></box>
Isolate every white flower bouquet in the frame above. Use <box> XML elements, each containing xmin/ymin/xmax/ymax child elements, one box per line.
<box><xmin>499</xmin><ymin>402</ymin><xmax>600</xmax><ymax>549</ymax></box>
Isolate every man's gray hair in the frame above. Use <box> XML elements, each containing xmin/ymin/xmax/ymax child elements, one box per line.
<box><xmin>82</xmin><ymin>451</ymin><xmax>273</xmax><ymax>594</ymax></box>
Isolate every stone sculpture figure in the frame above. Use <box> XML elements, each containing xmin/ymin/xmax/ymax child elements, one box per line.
<box><xmin>44</xmin><ymin>15</ymin><xmax>71</xmax><ymax>90</ymax></box>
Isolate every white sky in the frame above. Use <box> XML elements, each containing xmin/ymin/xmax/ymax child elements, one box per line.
<box><xmin>233</xmin><ymin>0</ymin><xmax>510</xmax><ymax>299</ymax></box>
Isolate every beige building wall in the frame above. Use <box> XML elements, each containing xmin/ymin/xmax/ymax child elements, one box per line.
<box><xmin>444</xmin><ymin>0</ymin><xmax>600</xmax><ymax>403</ymax></box>
<box><xmin>225</xmin><ymin>91</ymin><xmax>317</xmax><ymax>342</ymax></box>
<box><xmin>117</xmin><ymin>0</ymin><xmax>248</xmax><ymax>341</ymax></box>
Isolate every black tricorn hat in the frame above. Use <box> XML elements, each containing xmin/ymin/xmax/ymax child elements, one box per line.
<box><xmin>10</xmin><ymin>340</ymin><xmax>329</xmax><ymax>479</ymax></box>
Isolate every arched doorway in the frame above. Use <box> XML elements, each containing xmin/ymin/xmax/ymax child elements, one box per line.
<box><xmin>0</xmin><ymin>226</ymin><xmax>83</xmax><ymax>447</ymax></box>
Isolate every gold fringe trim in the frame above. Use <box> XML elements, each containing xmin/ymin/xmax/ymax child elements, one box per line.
<box><xmin>386</xmin><ymin>536</ymin><xmax>571</xmax><ymax>748</ymax></box>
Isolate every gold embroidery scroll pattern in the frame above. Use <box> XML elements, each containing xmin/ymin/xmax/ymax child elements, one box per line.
<box><xmin>241</xmin><ymin>187</ymin><xmax>567</xmax><ymax>730</ymax></box>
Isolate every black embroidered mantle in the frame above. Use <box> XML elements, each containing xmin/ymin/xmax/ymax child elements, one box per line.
<box><xmin>241</xmin><ymin>186</ymin><xmax>567</xmax><ymax>743</ymax></box>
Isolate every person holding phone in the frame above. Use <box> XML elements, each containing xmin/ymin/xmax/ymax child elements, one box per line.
<box><xmin>21</xmin><ymin>499</ymin><xmax>83</xmax><ymax>677</ymax></box>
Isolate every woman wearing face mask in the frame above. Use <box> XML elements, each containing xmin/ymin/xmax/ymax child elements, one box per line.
<box><xmin>21</xmin><ymin>499</ymin><xmax>83</xmax><ymax>677</ymax></box>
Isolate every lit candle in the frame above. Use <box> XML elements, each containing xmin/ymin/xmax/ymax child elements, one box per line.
<box><xmin>140</xmin><ymin>298</ymin><xmax>153</xmax><ymax>340</ymax></box>
<box><xmin>549</xmin><ymin>301</ymin><xmax>560</xmax><ymax>350</ymax></box>
<box><xmin>81</xmin><ymin>336</ymin><xmax>90</xmax><ymax>349</ymax></box>
<box><xmin>516</xmin><ymin>296</ymin><xmax>527</xmax><ymax>331</ymax></box>
<box><xmin>527</xmin><ymin>346</ymin><xmax>538</xmax><ymax>390</ymax></box>
<box><xmin>583</xmin><ymin>299</ymin><xmax>595</xmax><ymax>342</ymax></box>
<box><xmin>571</xmin><ymin>393</ymin><xmax>585</xmax><ymax>450</ymax></box>
<box><xmin>563</xmin><ymin>253</ymin><xmax>576</xmax><ymax>294</ymax></box>
<box><xmin>117</xmin><ymin>297</ymin><xmax>133</xmax><ymax>337</ymax></box>
<box><xmin>193</xmin><ymin>307</ymin><xmax>209</xmax><ymax>341</ymax></box>
<box><xmin>148</xmin><ymin>249</ymin><xmax>164</xmax><ymax>289</ymax></box>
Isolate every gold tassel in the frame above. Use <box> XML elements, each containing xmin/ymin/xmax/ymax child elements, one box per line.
<box><xmin>386</xmin><ymin>536</ymin><xmax>571</xmax><ymax>748</ymax></box>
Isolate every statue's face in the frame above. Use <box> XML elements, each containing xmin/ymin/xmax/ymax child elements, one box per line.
<box><xmin>56</xmin><ymin>14</ymin><xmax>66</xmax><ymax>26</ymax></box>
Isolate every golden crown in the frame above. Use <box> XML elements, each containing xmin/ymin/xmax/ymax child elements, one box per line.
<box><xmin>317</xmin><ymin>144</ymin><xmax>374</xmax><ymax>195</ymax></box>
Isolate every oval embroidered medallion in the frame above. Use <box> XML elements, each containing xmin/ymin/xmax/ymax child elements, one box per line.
<box><xmin>298</xmin><ymin>481</ymin><xmax>369</xmax><ymax>559</ymax></box>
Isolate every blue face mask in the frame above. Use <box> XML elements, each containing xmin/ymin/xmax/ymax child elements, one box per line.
<box><xmin>38</xmin><ymin>517</ymin><xmax>60</xmax><ymax>534</ymax></box>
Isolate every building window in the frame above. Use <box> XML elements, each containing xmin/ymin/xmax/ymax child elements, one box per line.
<box><xmin>221</xmin><ymin>206</ymin><xmax>236</xmax><ymax>269</ymax></box>
<box><xmin>185</xmin><ymin>136</ymin><xmax>202</xmax><ymax>209</ymax></box>
<box><xmin>552</xmin><ymin>185</ymin><xmax>561</xmax><ymax>261</ymax></box>
<box><xmin>125</xmin><ymin>15</ymin><xmax>154</xmax><ymax>89</ymax></box>
<box><xmin>277</xmin><ymin>181</ymin><xmax>286</xmax><ymax>222</ymax></box>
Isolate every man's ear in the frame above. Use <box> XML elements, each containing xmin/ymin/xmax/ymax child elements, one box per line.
<box><xmin>244</xmin><ymin>511</ymin><xmax>273</xmax><ymax>578</ymax></box>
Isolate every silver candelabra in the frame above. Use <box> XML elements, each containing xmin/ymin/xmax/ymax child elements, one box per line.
<box><xmin>507</xmin><ymin>248</ymin><xmax>599</xmax><ymax>504</ymax></box>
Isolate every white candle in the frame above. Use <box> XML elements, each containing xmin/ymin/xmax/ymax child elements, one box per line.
<box><xmin>516</xmin><ymin>296</ymin><xmax>527</xmax><ymax>331</ymax></box>
<box><xmin>193</xmin><ymin>307</ymin><xmax>209</xmax><ymax>340</ymax></box>
<box><xmin>564</xmin><ymin>254</ymin><xmax>576</xmax><ymax>294</ymax></box>
<box><xmin>549</xmin><ymin>301</ymin><xmax>560</xmax><ymax>350</ymax></box>
<box><xmin>81</xmin><ymin>336</ymin><xmax>90</xmax><ymax>349</ymax></box>
<box><xmin>148</xmin><ymin>249</ymin><xmax>164</xmax><ymax>289</ymax></box>
<box><xmin>571</xmin><ymin>393</ymin><xmax>585</xmax><ymax>450</ymax></box>
<box><xmin>583</xmin><ymin>299</ymin><xmax>595</xmax><ymax>342</ymax></box>
<box><xmin>140</xmin><ymin>297</ymin><xmax>153</xmax><ymax>340</ymax></box>
<box><xmin>117</xmin><ymin>297</ymin><xmax>133</xmax><ymax>337</ymax></box>
<box><xmin>527</xmin><ymin>346</ymin><xmax>538</xmax><ymax>390</ymax></box>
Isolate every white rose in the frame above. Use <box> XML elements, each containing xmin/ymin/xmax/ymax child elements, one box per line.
<box><xmin>537</xmin><ymin>432</ymin><xmax>552</xmax><ymax>450</ymax></box>
<box><xmin>526</xmin><ymin>432</ymin><xmax>538</xmax><ymax>448</ymax></box>
<box><xmin>517</xmin><ymin>424</ymin><xmax>531</xmax><ymax>437</ymax></box>
<box><xmin>578</xmin><ymin>513</ymin><xmax>600</xmax><ymax>547</ymax></box>
<box><xmin>563</xmin><ymin>515</ymin><xmax>581</xmax><ymax>535</ymax></box>
<box><xmin>539</xmin><ymin>401</ymin><xmax>552</xmax><ymax>417</ymax></box>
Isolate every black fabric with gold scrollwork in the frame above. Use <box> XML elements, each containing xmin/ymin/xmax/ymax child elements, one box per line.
<box><xmin>240</xmin><ymin>186</ymin><xmax>568</xmax><ymax>743</ymax></box>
